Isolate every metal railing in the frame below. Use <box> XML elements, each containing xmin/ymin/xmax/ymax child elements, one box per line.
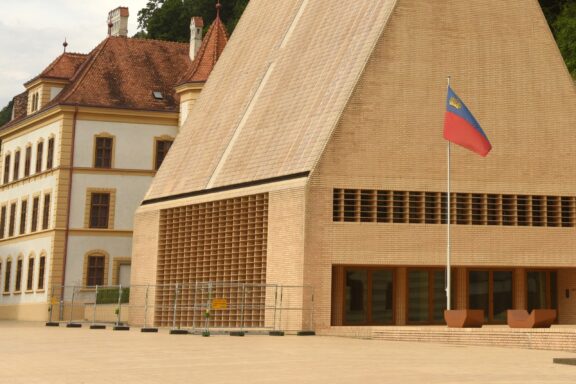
<box><xmin>48</xmin><ymin>282</ymin><xmax>314</xmax><ymax>334</ymax></box>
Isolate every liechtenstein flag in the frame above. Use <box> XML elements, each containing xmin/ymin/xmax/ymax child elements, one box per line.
<box><xmin>443</xmin><ymin>86</ymin><xmax>492</xmax><ymax>157</ymax></box>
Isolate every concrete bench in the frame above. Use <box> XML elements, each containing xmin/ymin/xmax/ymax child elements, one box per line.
<box><xmin>507</xmin><ymin>309</ymin><xmax>557</xmax><ymax>328</ymax></box>
<box><xmin>444</xmin><ymin>309</ymin><xmax>484</xmax><ymax>328</ymax></box>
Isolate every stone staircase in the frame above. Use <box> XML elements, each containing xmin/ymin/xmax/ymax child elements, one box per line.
<box><xmin>321</xmin><ymin>326</ymin><xmax>576</xmax><ymax>352</ymax></box>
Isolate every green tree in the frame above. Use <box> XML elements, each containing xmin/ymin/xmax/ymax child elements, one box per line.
<box><xmin>136</xmin><ymin>0</ymin><xmax>249</xmax><ymax>42</ymax></box>
<box><xmin>553</xmin><ymin>2</ymin><xmax>576</xmax><ymax>77</ymax></box>
<box><xmin>0</xmin><ymin>100</ymin><xmax>13</xmax><ymax>127</ymax></box>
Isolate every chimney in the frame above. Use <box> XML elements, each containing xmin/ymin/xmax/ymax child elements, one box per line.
<box><xmin>108</xmin><ymin>7</ymin><xmax>129</xmax><ymax>37</ymax></box>
<box><xmin>190</xmin><ymin>17</ymin><xmax>204</xmax><ymax>60</ymax></box>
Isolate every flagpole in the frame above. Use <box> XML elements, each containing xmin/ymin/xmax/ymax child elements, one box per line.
<box><xmin>446</xmin><ymin>76</ymin><xmax>452</xmax><ymax>311</ymax></box>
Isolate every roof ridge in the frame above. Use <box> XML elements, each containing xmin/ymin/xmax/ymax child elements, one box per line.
<box><xmin>128</xmin><ymin>36</ymin><xmax>190</xmax><ymax>47</ymax></box>
<box><xmin>51</xmin><ymin>38</ymin><xmax>112</xmax><ymax>105</ymax></box>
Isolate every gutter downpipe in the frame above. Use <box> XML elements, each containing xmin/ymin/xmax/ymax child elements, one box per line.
<box><xmin>60</xmin><ymin>106</ymin><xmax>78</xmax><ymax>309</ymax></box>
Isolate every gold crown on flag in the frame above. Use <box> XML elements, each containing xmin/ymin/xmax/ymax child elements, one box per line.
<box><xmin>449</xmin><ymin>97</ymin><xmax>462</xmax><ymax>110</ymax></box>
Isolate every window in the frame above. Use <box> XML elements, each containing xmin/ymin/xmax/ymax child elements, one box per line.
<box><xmin>36</xmin><ymin>141</ymin><xmax>43</xmax><ymax>173</ymax></box>
<box><xmin>87</xmin><ymin>255</ymin><xmax>105</xmax><ymax>286</ymax></box>
<box><xmin>0</xmin><ymin>206</ymin><xmax>6</xmax><ymax>239</ymax></box>
<box><xmin>360</xmin><ymin>190</ymin><xmax>374</xmax><ymax>222</ymax></box>
<box><xmin>94</xmin><ymin>137</ymin><xmax>113</xmax><ymax>168</ymax></box>
<box><xmin>487</xmin><ymin>194</ymin><xmax>500</xmax><ymax>225</ymax></box>
<box><xmin>408</xmin><ymin>192</ymin><xmax>423</xmax><ymax>224</ymax></box>
<box><xmin>13</xmin><ymin>150</ymin><xmax>20</xmax><ymax>181</ymax></box>
<box><xmin>392</xmin><ymin>191</ymin><xmax>406</xmax><ymax>223</ymax></box>
<box><xmin>3</xmin><ymin>154</ymin><xmax>9</xmax><ymax>184</ymax></box>
<box><xmin>31</xmin><ymin>92</ymin><xmax>39</xmax><ymax>112</ymax></box>
<box><xmin>425</xmin><ymin>192</ymin><xmax>439</xmax><ymax>224</ymax></box>
<box><xmin>37</xmin><ymin>256</ymin><xmax>46</xmax><ymax>290</ymax></box>
<box><xmin>46</xmin><ymin>138</ymin><xmax>54</xmax><ymax>169</ymax></box>
<box><xmin>517</xmin><ymin>195</ymin><xmax>529</xmax><ymax>226</ymax></box>
<box><xmin>19</xmin><ymin>200</ymin><xmax>27</xmax><ymax>235</ymax></box>
<box><xmin>42</xmin><ymin>194</ymin><xmax>51</xmax><ymax>230</ymax></box>
<box><xmin>561</xmin><ymin>197</ymin><xmax>574</xmax><ymax>228</ymax></box>
<box><xmin>4</xmin><ymin>259</ymin><xmax>11</xmax><ymax>292</ymax></box>
<box><xmin>24</xmin><ymin>147</ymin><xmax>32</xmax><ymax>177</ymax></box>
<box><xmin>502</xmin><ymin>195</ymin><xmax>515</xmax><ymax>226</ymax></box>
<box><xmin>26</xmin><ymin>258</ymin><xmax>35</xmax><ymax>291</ymax></box>
<box><xmin>532</xmin><ymin>196</ymin><xmax>545</xmax><ymax>227</ymax></box>
<box><xmin>332</xmin><ymin>188</ymin><xmax>576</xmax><ymax>228</ymax></box>
<box><xmin>376</xmin><ymin>191</ymin><xmax>391</xmax><ymax>223</ymax></box>
<box><xmin>333</xmin><ymin>189</ymin><xmax>343</xmax><ymax>222</ymax></box>
<box><xmin>456</xmin><ymin>193</ymin><xmax>470</xmax><ymax>225</ymax></box>
<box><xmin>15</xmin><ymin>258</ymin><xmax>23</xmax><ymax>292</ymax></box>
<box><xmin>471</xmin><ymin>194</ymin><xmax>484</xmax><ymax>225</ymax></box>
<box><xmin>343</xmin><ymin>189</ymin><xmax>356</xmax><ymax>222</ymax></box>
<box><xmin>155</xmin><ymin>139</ymin><xmax>173</xmax><ymax>170</ymax></box>
<box><xmin>89</xmin><ymin>193</ymin><xmax>111</xmax><ymax>228</ymax></box>
<box><xmin>8</xmin><ymin>203</ymin><xmax>16</xmax><ymax>237</ymax></box>
<box><xmin>31</xmin><ymin>197</ymin><xmax>39</xmax><ymax>232</ymax></box>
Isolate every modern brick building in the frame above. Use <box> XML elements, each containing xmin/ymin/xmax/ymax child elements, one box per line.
<box><xmin>131</xmin><ymin>0</ymin><xmax>576</xmax><ymax>331</ymax></box>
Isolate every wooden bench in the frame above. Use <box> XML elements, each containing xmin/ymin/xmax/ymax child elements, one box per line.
<box><xmin>444</xmin><ymin>309</ymin><xmax>484</xmax><ymax>328</ymax></box>
<box><xmin>507</xmin><ymin>309</ymin><xmax>557</xmax><ymax>328</ymax></box>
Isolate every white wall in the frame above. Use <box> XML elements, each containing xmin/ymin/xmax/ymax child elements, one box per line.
<box><xmin>74</xmin><ymin>120</ymin><xmax>177</xmax><ymax>170</ymax></box>
<box><xmin>69</xmin><ymin>173</ymin><xmax>154</xmax><ymax>230</ymax></box>
<box><xmin>65</xmin><ymin>235</ymin><xmax>132</xmax><ymax>287</ymax></box>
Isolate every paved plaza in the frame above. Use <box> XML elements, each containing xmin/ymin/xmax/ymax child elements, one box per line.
<box><xmin>0</xmin><ymin>322</ymin><xmax>574</xmax><ymax>383</ymax></box>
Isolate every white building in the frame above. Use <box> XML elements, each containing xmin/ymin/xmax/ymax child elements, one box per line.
<box><xmin>0</xmin><ymin>6</ymin><xmax>228</xmax><ymax>320</ymax></box>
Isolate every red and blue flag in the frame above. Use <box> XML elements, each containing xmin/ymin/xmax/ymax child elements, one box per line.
<box><xmin>443</xmin><ymin>86</ymin><xmax>491</xmax><ymax>157</ymax></box>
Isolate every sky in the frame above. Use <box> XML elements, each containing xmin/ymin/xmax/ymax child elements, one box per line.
<box><xmin>0</xmin><ymin>0</ymin><xmax>149</xmax><ymax>107</ymax></box>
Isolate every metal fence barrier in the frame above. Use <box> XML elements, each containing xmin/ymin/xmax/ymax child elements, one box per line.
<box><xmin>47</xmin><ymin>282</ymin><xmax>314</xmax><ymax>335</ymax></box>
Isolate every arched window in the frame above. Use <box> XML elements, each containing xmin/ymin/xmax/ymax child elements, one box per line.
<box><xmin>26</xmin><ymin>254</ymin><xmax>35</xmax><ymax>291</ymax></box>
<box><xmin>37</xmin><ymin>254</ymin><xmax>46</xmax><ymax>290</ymax></box>
<box><xmin>15</xmin><ymin>256</ymin><xmax>23</xmax><ymax>293</ymax></box>
<box><xmin>36</xmin><ymin>140</ymin><xmax>44</xmax><ymax>173</ymax></box>
<box><xmin>46</xmin><ymin>137</ymin><xmax>55</xmax><ymax>170</ymax></box>
<box><xmin>4</xmin><ymin>257</ymin><xmax>12</xmax><ymax>293</ymax></box>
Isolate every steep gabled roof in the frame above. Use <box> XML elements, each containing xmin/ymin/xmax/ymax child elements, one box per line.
<box><xmin>178</xmin><ymin>11</ymin><xmax>229</xmax><ymax>85</ymax></box>
<box><xmin>2</xmin><ymin>36</ymin><xmax>190</xmax><ymax>131</ymax></box>
<box><xmin>146</xmin><ymin>0</ymin><xmax>397</xmax><ymax>200</ymax></box>
<box><xmin>54</xmin><ymin>37</ymin><xmax>190</xmax><ymax>111</ymax></box>
<box><xmin>24</xmin><ymin>52</ymin><xmax>88</xmax><ymax>86</ymax></box>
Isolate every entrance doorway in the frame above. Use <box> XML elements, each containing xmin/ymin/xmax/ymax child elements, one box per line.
<box><xmin>335</xmin><ymin>267</ymin><xmax>395</xmax><ymax>325</ymax></box>
<box><xmin>468</xmin><ymin>270</ymin><xmax>513</xmax><ymax>323</ymax></box>
<box><xmin>527</xmin><ymin>270</ymin><xmax>558</xmax><ymax>311</ymax></box>
<box><xmin>406</xmin><ymin>269</ymin><xmax>447</xmax><ymax>324</ymax></box>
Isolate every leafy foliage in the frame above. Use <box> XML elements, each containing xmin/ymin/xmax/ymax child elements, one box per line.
<box><xmin>136</xmin><ymin>0</ymin><xmax>249</xmax><ymax>42</ymax></box>
<box><xmin>0</xmin><ymin>100</ymin><xmax>13</xmax><ymax>127</ymax></box>
<box><xmin>552</xmin><ymin>2</ymin><xmax>576</xmax><ymax>77</ymax></box>
<box><xmin>96</xmin><ymin>287</ymin><xmax>130</xmax><ymax>304</ymax></box>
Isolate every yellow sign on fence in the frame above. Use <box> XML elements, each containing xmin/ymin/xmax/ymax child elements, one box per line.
<box><xmin>211</xmin><ymin>298</ymin><xmax>228</xmax><ymax>310</ymax></box>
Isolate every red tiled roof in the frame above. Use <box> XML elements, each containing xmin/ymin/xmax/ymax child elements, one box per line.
<box><xmin>55</xmin><ymin>37</ymin><xmax>190</xmax><ymax>111</ymax></box>
<box><xmin>24</xmin><ymin>52</ymin><xmax>88</xmax><ymax>86</ymax></box>
<box><xmin>178</xmin><ymin>13</ymin><xmax>228</xmax><ymax>85</ymax></box>
<box><xmin>2</xmin><ymin>36</ymin><xmax>191</xmax><ymax>131</ymax></box>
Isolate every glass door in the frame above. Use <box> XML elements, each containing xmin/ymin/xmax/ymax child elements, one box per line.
<box><xmin>527</xmin><ymin>271</ymin><xmax>558</xmax><ymax>311</ymax></box>
<box><xmin>468</xmin><ymin>270</ymin><xmax>513</xmax><ymax>323</ymax></box>
<box><xmin>344</xmin><ymin>268</ymin><xmax>394</xmax><ymax>325</ymax></box>
<box><xmin>407</xmin><ymin>269</ymin><xmax>447</xmax><ymax>324</ymax></box>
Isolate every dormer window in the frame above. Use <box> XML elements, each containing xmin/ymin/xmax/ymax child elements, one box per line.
<box><xmin>30</xmin><ymin>92</ymin><xmax>39</xmax><ymax>113</ymax></box>
<box><xmin>153</xmin><ymin>91</ymin><xmax>164</xmax><ymax>100</ymax></box>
